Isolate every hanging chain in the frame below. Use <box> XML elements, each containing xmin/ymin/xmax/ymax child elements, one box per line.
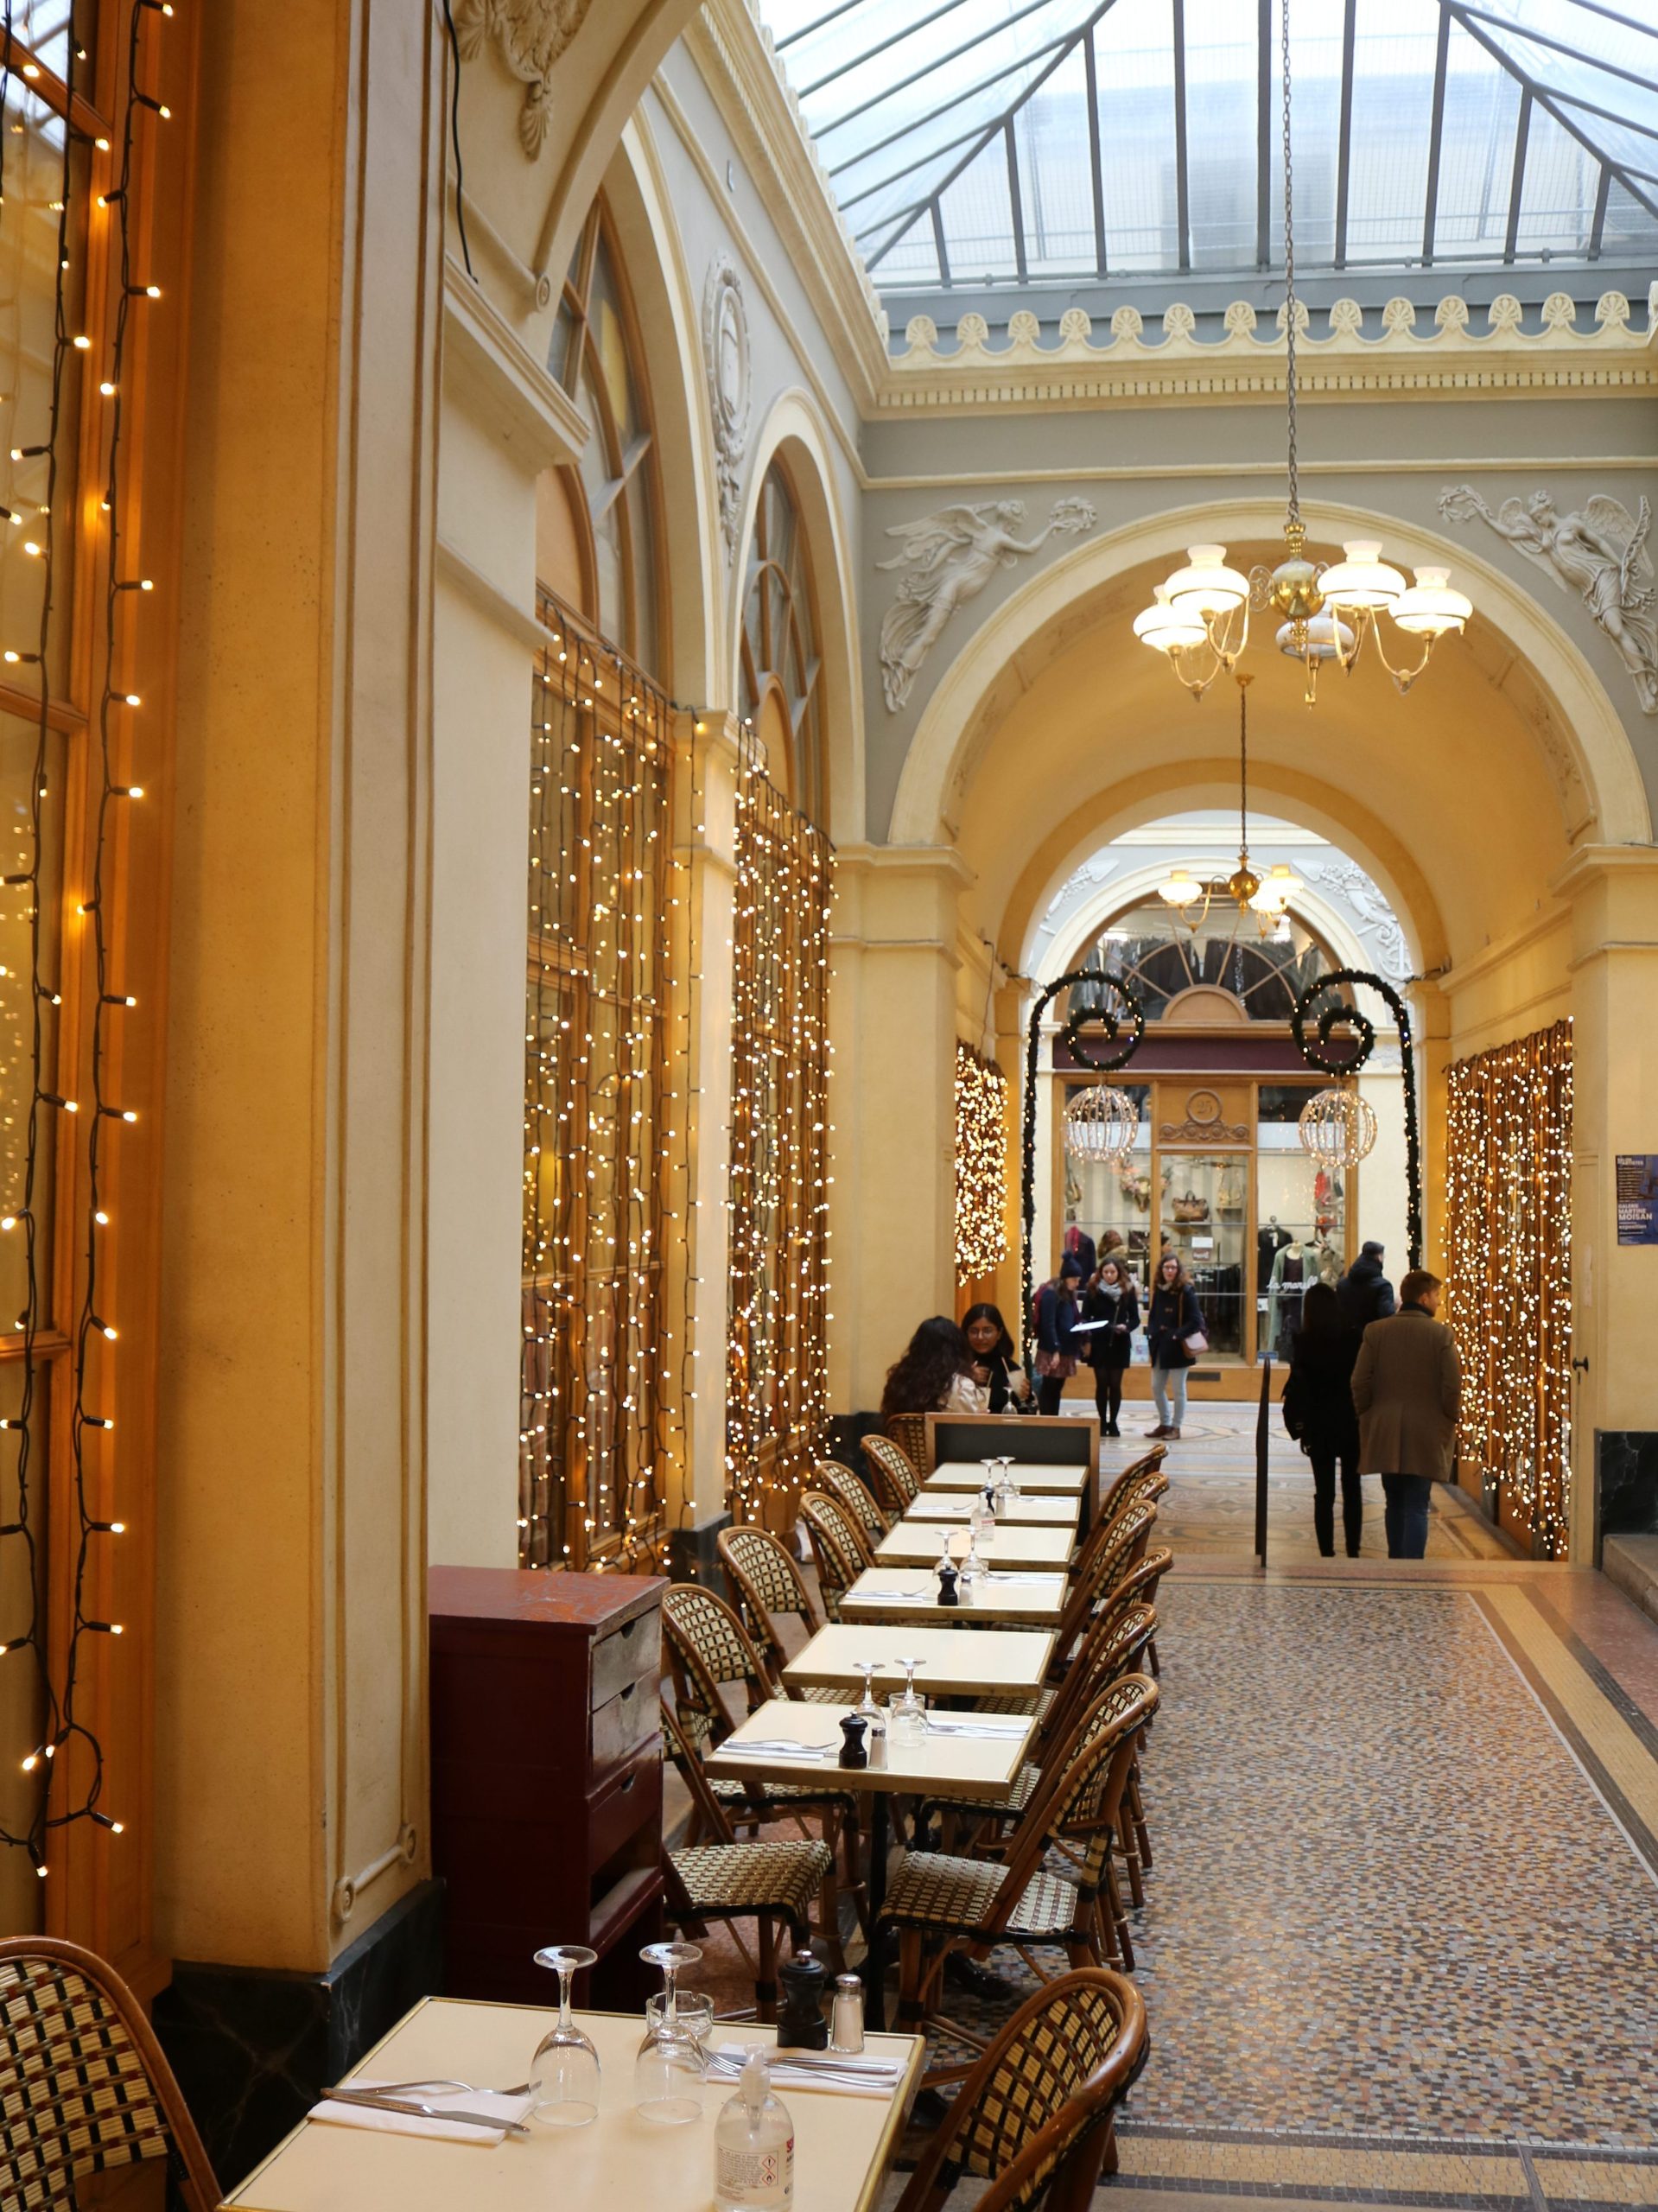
<box><xmin>1280</xmin><ymin>0</ymin><xmax>1299</xmax><ymax>527</ymax></box>
<box><xmin>1238</xmin><ymin>678</ymin><xmax>1249</xmax><ymax>855</ymax></box>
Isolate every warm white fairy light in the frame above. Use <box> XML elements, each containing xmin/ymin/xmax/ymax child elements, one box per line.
<box><xmin>954</xmin><ymin>1043</ymin><xmax>1007</xmax><ymax>1285</ymax></box>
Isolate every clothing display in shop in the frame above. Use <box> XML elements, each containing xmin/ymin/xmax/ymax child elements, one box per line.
<box><xmin>1267</xmin><ymin>1241</ymin><xmax>1306</xmax><ymax>1359</ymax></box>
<box><xmin>1312</xmin><ymin>1239</ymin><xmax>1342</xmax><ymax>1287</ymax></box>
<box><xmin>1189</xmin><ymin>1262</ymin><xmax>1242</xmax><ymax>1353</ymax></box>
<box><xmin>1217</xmin><ymin>1165</ymin><xmax>1246</xmax><ymax>1217</ymax></box>
<box><xmin>1062</xmin><ymin>1224</ymin><xmax>1096</xmax><ymax>1280</ymax></box>
<box><xmin>1258</xmin><ymin>1220</ymin><xmax>1293</xmax><ymax>1291</ymax></box>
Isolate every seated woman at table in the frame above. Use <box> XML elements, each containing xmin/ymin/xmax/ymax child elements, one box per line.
<box><xmin>962</xmin><ymin>1302</ymin><xmax>1032</xmax><ymax>1414</ymax></box>
<box><xmin>880</xmin><ymin>1315</ymin><xmax>988</xmax><ymax>1419</ymax></box>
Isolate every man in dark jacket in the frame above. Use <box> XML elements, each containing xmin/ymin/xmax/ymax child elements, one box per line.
<box><xmin>1337</xmin><ymin>1241</ymin><xmax>1396</xmax><ymax>1336</ymax></box>
<box><xmin>1351</xmin><ymin>1268</ymin><xmax>1461</xmax><ymax>1559</ymax></box>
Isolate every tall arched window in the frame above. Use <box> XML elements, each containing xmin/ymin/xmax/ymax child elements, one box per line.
<box><xmin>739</xmin><ymin>462</ymin><xmax>826</xmax><ymax>830</ymax></box>
<box><xmin>540</xmin><ymin>196</ymin><xmax>664</xmax><ymax>677</ymax></box>
<box><xmin>1070</xmin><ymin>898</ymin><xmax>1340</xmax><ymax>1026</ymax></box>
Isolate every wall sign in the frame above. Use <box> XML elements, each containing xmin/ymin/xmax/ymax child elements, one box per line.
<box><xmin>1617</xmin><ymin>1155</ymin><xmax>1658</xmax><ymax>1245</ymax></box>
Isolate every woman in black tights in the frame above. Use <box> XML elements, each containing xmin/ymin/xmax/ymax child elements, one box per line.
<box><xmin>1082</xmin><ymin>1255</ymin><xmax>1139</xmax><ymax>1438</ymax></box>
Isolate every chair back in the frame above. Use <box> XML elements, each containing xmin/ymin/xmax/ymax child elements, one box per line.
<box><xmin>1098</xmin><ymin>1543</ymin><xmax>1172</xmax><ymax>1624</ymax></box>
<box><xmin>0</xmin><ymin>1937</ymin><xmax>220</xmax><ymax>2211</ymax></box>
<box><xmin>663</xmin><ymin>1582</ymin><xmax>776</xmax><ymax>1751</ymax></box>
<box><xmin>1040</xmin><ymin>1601</ymin><xmax>1157</xmax><ymax>1758</ymax></box>
<box><xmin>660</xmin><ymin>1698</ymin><xmax>740</xmax><ymax>1847</ymax></box>
<box><xmin>1097</xmin><ymin>1446</ymin><xmax>1167</xmax><ymax>1527</ymax></box>
<box><xmin>893</xmin><ymin>1968</ymin><xmax>1146</xmax><ymax>2212</ymax></box>
<box><xmin>815</xmin><ymin>1457</ymin><xmax>891</xmax><ymax>1539</ymax></box>
<box><xmin>861</xmin><ymin>1432</ymin><xmax>919</xmax><ymax>1512</ymax></box>
<box><xmin>799</xmin><ymin>1492</ymin><xmax>871</xmax><ymax>1618</ymax></box>
<box><xmin>1054</xmin><ymin>1497</ymin><xmax>1157</xmax><ymax>1665</ymax></box>
<box><xmin>1008</xmin><ymin>1675</ymin><xmax>1159</xmax><ymax>1900</ymax></box>
<box><xmin>883</xmin><ymin>1411</ymin><xmax>931</xmax><ymax>1476</ymax></box>
<box><xmin>719</xmin><ymin>1524</ymin><xmax>823</xmax><ymax>1664</ymax></box>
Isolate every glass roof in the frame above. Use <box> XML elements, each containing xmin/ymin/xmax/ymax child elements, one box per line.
<box><xmin>756</xmin><ymin>0</ymin><xmax>1658</xmax><ymax>291</ymax></box>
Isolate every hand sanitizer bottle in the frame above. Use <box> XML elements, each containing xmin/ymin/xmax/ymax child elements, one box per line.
<box><xmin>715</xmin><ymin>2050</ymin><xmax>794</xmax><ymax>2212</ymax></box>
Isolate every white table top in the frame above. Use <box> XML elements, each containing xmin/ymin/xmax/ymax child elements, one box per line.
<box><xmin>839</xmin><ymin>1566</ymin><xmax>1068</xmax><ymax>1627</ymax></box>
<box><xmin>224</xmin><ymin>2001</ymin><xmax>922</xmax><ymax>2212</ymax></box>
<box><xmin>781</xmin><ymin>1623</ymin><xmax>1055</xmax><ymax>1698</ymax></box>
<box><xmin>924</xmin><ymin>1459</ymin><xmax>1090</xmax><ymax>1495</ymax></box>
<box><xmin>706</xmin><ymin>1696</ymin><xmax>1037</xmax><ymax>1800</ymax></box>
<box><xmin>878</xmin><ymin>1522</ymin><xmax>1075</xmax><ymax>1571</ymax></box>
<box><xmin>903</xmin><ymin>1492</ymin><xmax>1079</xmax><ymax>1527</ymax></box>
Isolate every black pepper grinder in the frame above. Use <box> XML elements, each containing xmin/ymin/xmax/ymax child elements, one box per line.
<box><xmin>838</xmin><ymin>1711</ymin><xmax>868</xmax><ymax>1767</ymax></box>
<box><xmin>937</xmin><ymin>1559</ymin><xmax>960</xmax><ymax>1607</ymax></box>
<box><xmin>775</xmin><ymin>1952</ymin><xmax>830</xmax><ymax>2050</ymax></box>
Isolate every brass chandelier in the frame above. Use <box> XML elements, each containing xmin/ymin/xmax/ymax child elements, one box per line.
<box><xmin>1134</xmin><ymin>0</ymin><xmax>1472</xmax><ymax>706</ymax></box>
<box><xmin>1157</xmin><ymin>673</ymin><xmax>1301</xmax><ymax>931</ymax></box>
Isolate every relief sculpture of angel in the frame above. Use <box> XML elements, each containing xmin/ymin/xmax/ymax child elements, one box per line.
<box><xmin>876</xmin><ymin>496</ymin><xmax>1096</xmax><ymax>711</ymax></box>
<box><xmin>1440</xmin><ymin>485</ymin><xmax>1657</xmax><ymax>715</ymax></box>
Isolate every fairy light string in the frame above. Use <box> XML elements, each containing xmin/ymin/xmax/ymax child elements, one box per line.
<box><xmin>954</xmin><ymin>1042</ymin><xmax>1007</xmax><ymax>1287</ymax></box>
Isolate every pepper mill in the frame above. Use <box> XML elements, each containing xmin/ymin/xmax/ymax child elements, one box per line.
<box><xmin>937</xmin><ymin>1560</ymin><xmax>960</xmax><ymax>1608</ymax></box>
<box><xmin>839</xmin><ymin>1711</ymin><xmax>869</xmax><ymax>1767</ymax></box>
<box><xmin>775</xmin><ymin>1952</ymin><xmax>831</xmax><ymax>2050</ymax></box>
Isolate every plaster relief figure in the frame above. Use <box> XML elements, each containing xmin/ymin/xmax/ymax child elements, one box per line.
<box><xmin>453</xmin><ymin>0</ymin><xmax>595</xmax><ymax>159</ymax></box>
<box><xmin>1311</xmin><ymin>861</ymin><xmax>1410</xmax><ymax>981</ymax></box>
<box><xmin>877</xmin><ymin>497</ymin><xmax>1096</xmax><ymax>711</ymax></box>
<box><xmin>702</xmin><ymin>257</ymin><xmax>751</xmax><ymax>559</ymax></box>
<box><xmin>1441</xmin><ymin>485</ymin><xmax>1658</xmax><ymax>715</ymax></box>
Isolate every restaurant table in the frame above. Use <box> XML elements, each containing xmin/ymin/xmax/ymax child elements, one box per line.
<box><xmin>223</xmin><ymin>1999</ymin><xmax>922</xmax><ymax>2212</ymax></box>
<box><xmin>878</xmin><ymin>1522</ymin><xmax>1076</xmax><ymax>1572</ymax></box>
<box><xmin>839</xmin><ymin>1566</ymin><xmax>1068</xmax><ymax>1628</ymax></box>
<box><xmin>780</xmin><ymin>1621</ymin><xmax>1056</xmax><ymax>1700</ymax></box>
<box><xmin>923</xmin><ymin>1459</ymin><xmax>1090</xmax><ymax>1497</ymax></box>
<box><xmin>904</xmin><ymin>1491</ymin><xmax>1079</xmax><ymax>1527</ymax></box>
<box><xmin>707</xmin><ymin>1698</ymin><xmax>1038</xmax><ymax>2035</ymax></box>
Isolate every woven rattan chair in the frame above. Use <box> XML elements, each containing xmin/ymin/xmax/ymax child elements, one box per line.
<box><xmin>1051</xmin><ymin>1497</ymin><xmax>1157</xmax><ymax>1675</ymax></box>
<box><xmin>798</xmin><ymin>1492</ymin><xmax>873</xmax><ymax>1620</ymax></box>
<box><xmin>1097</xmin><ymin>1446</ymin><xmax>1169</xmax><ymax>1529</ymax></box>
<box><xmin>719</xmin><ymin>1524</ymin><xmax>823</xmax><ymax>1671</ymax></box>
<box><xmin>0</xmin><ymin>1937</ymin><xmax>220</xmax><ymax>2210</ymax></box>
<box><xmin>861</xmin><ymin>1432</ymin><xmax>920</xmax><ymax>1514</ymax></box>
<box><xmin>814</xmin><ymin>1457</ymin><xmax>891</xmax><ymax>1540</ymax></box>
<box><xmin>1098</xmin><ymin>1543</ymin><xmax>1174</xmax><ymax>1681</ymax></box>
<box><xmin>661</xmin><ymin>1583</ymin><xmax>865</xmax><ymax>1943</ymax></box>
<box><xmin>662</xmin><ymin>1706</ymin><xmax>835</xmax><ymax>2021</ymax></box>
<box><xmin>880</xmin><ymin>1675</ymin><xmax>1159</xmax><ymax>2056</ymax></box>
<box><xmin>893</xmin><ymin>1968</ymin><xmax>1147</xmax><ymax>2212</ymax></box>
<box><xmin>884</xmin><ymin>1411</ymin><xmax>931</xmax><ymax>1476</ymax></box>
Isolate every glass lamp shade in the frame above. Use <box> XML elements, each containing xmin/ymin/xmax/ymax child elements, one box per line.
<box><xmin>1249</xmin><ymin>862</ymin><xmax>1302</xmax><ymax>913</ymax></box>
<box><xmin>1134</xmin><ymin>586</ymin><xmax>1207</xmax><ymax>655</ymax></box>
<box><xmin>1064</xmin><ymin>1085</ymin><xmax>1140</xmax><ymax>1166</ymax></box>
<box><xmin>1276</xmin><ymin>612</ymin><xmax>1354</xmax><ymax>662</ymax></box>
<box><xmin>1162</xmin><ymin>543</ymin><xmax>1250</xmax><ymax>619</ymax></box>
<box><xmin>1157</xmin><ymin>866</ymin><xmax>1203</xmax><ymax>908</ymax></box>
<box><xmin>1390</xmin><ymin>566</ymin><xmax>1472</xmax><ymax>638</ymax></box>
<box><xmin>1318</xmin><ymin>539</ymin><xmax>1406</xmax><ymax>611</ymax></box>
<box><xmin>1298</xmin><ymin>1087</ymin><xmax>1378</xmax><ymax>1168</ymax></box>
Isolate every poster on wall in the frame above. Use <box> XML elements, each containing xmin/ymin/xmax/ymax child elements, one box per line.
<box><xmin>1616</xmin><ymin>1155</ymin><xmax>1658</xmax><ymax>1245</ymax></box>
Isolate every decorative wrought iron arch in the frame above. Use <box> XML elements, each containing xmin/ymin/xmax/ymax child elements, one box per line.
<box><xmin>1291</xmin><ymin>969</ymin><xmax>1423</xmax><ymax>1272</ymax></box>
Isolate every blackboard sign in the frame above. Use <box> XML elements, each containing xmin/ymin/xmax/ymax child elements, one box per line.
<box><xmin>1617</xmin><ymin>1155</ymin><xmax>1658</xmax><ymax>1245</ymax></box>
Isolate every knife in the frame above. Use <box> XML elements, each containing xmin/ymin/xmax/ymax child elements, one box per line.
<box><xmin>321</xmin><ymin>2088</ymin><xmax>530</xmax><ymax>2137</ymax></box>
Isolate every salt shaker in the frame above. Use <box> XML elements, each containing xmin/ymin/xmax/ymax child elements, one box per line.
<box><xmin>830</xmin><ymin>1974</ymin><xmax>865</xmax><ymax>2055</ymax></box>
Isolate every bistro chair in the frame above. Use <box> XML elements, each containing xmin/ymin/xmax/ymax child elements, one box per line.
<box><xmin>798</xmin><ymin>1492</ymin><xmax>873</xmax><ymax>1620</ymax></box>
<box><xmin>661</xmin><ymin>1705</ymin><xmax>835</xmax><ymax>2022</ymax></box>
<box><xmin>661</xmin><ymin>1583</ymin><xmax>864</xmax><ymax>1945</ymax></box>
<box><xmin>1096</xmin><ymin>1448</ymin><xmax>1170</xmax><ymax>1533</ymax></box>
<box><xmin>814</xmin><ymin>1457</ymin><xmax>892</xmax><ymax>1541</ymax></box>
<box><xmin>880</xmin><ymin>1676</ymin><xmax>1158</xmax><ymax>2059</ymax></box>
<box><xmin>893</xmin><ymin>1968</ymin><xmax>1147</xmax><ymax>2212</ymax></box>
<box><xmin>884</xmin><ymin>1410</ymin><xmax>931</xmax><ymax>1476</ymax></box>
<box><xmin>0</xmin><ymin>1936</ymin><xmax>220</xmax><ymax>2211</ymax></box>
<box><xmin>1098</xmin><ymin>1544</ymin><xmax>1174</xmax><ymax>1681</ymax></box>
<box><xmin>861</xmin><ymin>1432</ymin><xmax>920</xmax><ymax>1514</ymax></box>
<box><xmin>1051</xmin><ymin>1498</ymin><xmax>1158</xmax><ymax>1676</ymax></box>
<box><xmin>719</xmin><ymin>1523</ymin><xmax>823</xmax><ymax>1670</ymax></box>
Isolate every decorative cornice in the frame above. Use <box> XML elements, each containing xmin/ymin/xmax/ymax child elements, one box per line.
<box><xmin>441</xmin><ymin>257</ymin><xmax>588</xmax><ymax>474</ymax></box>
<box><xmin>884</xmin><ymin>289</ymin><xmax>1658</xmax><ymax>410</ymax></box>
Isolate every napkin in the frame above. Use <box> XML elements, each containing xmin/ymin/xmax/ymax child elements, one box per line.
<box><xmin>309</xmin><ymin>2078</ymin><xmax>534</xmax><ymax>2145</ymax></box>
<box><xmin>711</xmin><ymin>2047</ymin><xmax>902</xmax><ymax>2099</ymax></box>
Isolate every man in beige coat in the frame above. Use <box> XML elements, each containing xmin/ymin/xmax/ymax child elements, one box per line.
<box><xmin>1350</xmin><ymin>1267</ymin><xmax>1461</xmax><ymax>1559</ymax></box>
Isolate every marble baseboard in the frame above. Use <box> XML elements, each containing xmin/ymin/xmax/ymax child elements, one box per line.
<box><xmin>1596</xmin><ymin>1431</ymin><xmax>1658</xmax><ymax>1565</ymax></box>
<box><xmin>154</xmin><ymin>1877</ymin><xmax>443</xmax><ymax>2191</ymax></box>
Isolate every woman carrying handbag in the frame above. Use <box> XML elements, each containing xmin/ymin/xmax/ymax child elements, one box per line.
<box><xmin>1082</xmin><ymin>1256</ymin><xmax>1139</xmax><ymax>1439</ymax></box>
<box><xmin>1145</xmin><ymin>1253</ymin><xmax>1205</xmax><ymax>1442</ymax></box>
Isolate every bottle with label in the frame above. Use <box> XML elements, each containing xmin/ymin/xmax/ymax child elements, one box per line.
<box><xmin>715</xmin><ymin>2050</ymin><xmax>795</xmax><ymax>2212</ymax></box>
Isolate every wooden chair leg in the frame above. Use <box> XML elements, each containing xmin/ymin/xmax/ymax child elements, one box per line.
<box><xmin>896</xmin><ymin>1930</ymin><xmax>927</xmax><ymax>2029</ymax></box>
<box><xmin>1129</xmin><ymin>1761</ymin><xmax>1154</xmax><ymax>1872</ymax></box>
<box><xmin>1103</xmin><ymin>1862</ymin><xmax>1135</xmax><ymax>1973</ymax></box>
<box><xmin>837</xmin><ymin>1810</ymin><xmax>871</xmax><ymax>1937</ymax></box>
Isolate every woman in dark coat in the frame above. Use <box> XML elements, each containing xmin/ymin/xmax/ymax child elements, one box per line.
<box><xmin>1144</xmin><ymin>1254</ymin><xmax>1204</xmax><ymax>1441</ymax></box>
<box><xmin>1282</xmin><ymin>1280</ymin><xmax>1363</xmax><ymax>1556</ymax></box>
<box><xmin>1081</xmin><ymin>1256</ymin><xmax>1139</xmax><ymax>1439</ymax></box>
<box><xmin>1032</xmin><ymin>1255</ymin><xmax>1084</xmax><ymax>1418</ymax></box>
<box><xmin>962</xmin><ymin>1302</ymin><xmax>1032</xmax><ymax>1414</ymax></box>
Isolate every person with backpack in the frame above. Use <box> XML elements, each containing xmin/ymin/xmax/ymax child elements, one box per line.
<box><xmin>1282</xmin><ymin>1281</ymin><xmax>1363</xmax><ymax>1556</ymax></box>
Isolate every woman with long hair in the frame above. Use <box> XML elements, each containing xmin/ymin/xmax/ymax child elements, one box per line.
<box><xmin>1082</xmin><ymin>1255</ymin><xmax>1139</xmax><ymax>1439</ymax></box>
<box><xmin>1144</xmin><ymin>1251</ymin><xmax>1204</xmax><ymax>1442</ymax></box>
<box><xmin>1282</xmin><ymin>1278</ymin><xmax>1363</xmax><ymax>1556</ymax></box>
<box><xmin>962</xmin><ymin>1301</ymin><xmax>1032</xmax><ymax>1414</ymax></box>
<box><xmin>1032</xmin><ymin>1254</ymin><xmax>1085</xmax><ymax>1418</ymax></box>
<box><xmin>880</xmin><ymin>1314</ymin><xmax>988</xmax><ymax>1420</ymax></box>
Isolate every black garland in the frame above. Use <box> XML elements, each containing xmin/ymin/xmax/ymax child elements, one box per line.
<box><xmin>1020</xmin><ymin>970</ymin><xmax>1145</xmax><ymax>1366</ymax></box>
<box><xmin>1291</xmin><ymin>969</ymin><xmax>1423</xmax><ymax>1271</ymax></box>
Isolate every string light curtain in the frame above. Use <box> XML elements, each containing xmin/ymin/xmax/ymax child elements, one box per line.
<box><xmin>521</xmin><ymin>594</ymin><xmax>679</xmax><ymax>1569</ymax></box>
<box><xmin>0</xmin><ymin>0</ymin><xmax>170</xmax><ymax>1887</ymax></box>
<box><xmin>954</xmin><ymin>1043</ymin><xmax>1007</xmax><ymax>1285</ymax></box>
<box><xmin>1445</xmin><ymin>1020</ymin><xmax>1573</xmax><ymax>1557</ymax></box>
<box><xmin>725</xmin><ymin>741</ymin><xmax>833</xmax><ymax>1524</ymax></box>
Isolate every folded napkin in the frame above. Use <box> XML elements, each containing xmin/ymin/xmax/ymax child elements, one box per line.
<box><xmin>710</xmin><ymin>2047</ymin><xmax>902</xmax><ymax>2100</ymax></box>
<box><xmin>310</xmin><ymin>2078</ymin><xmax>533</xmax><ymax>2145</ymax></box>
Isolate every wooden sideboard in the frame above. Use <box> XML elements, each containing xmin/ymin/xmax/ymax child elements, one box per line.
<box><xmin>429</xmin><ymin>1567</ymin><xmax>666</xmax><ymax>2007</ymax></box>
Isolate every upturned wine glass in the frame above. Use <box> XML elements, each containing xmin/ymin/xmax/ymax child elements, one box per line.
<box><xmin>634</xmin><ymin>1939</ymin><xmax>708</xmax><ymax>2123</ymax></box>
<box><xmin>528</xmin><ymin>1943</ymin><xmax>600</xmax><ymax>2126</ymax></box>
<box><xmin>891</xmin><ymin>1656</ymin><xmax>927</xmax><ymax>1746</ymax></box>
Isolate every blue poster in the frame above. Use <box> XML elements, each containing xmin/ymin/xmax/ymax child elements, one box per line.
<box><xmin>1617</xmin><ymin>1155</ymin><xmax>1658</xmax><ymax>1245</ymax></box>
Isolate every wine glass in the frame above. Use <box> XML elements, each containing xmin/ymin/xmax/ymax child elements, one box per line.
<box><xmin>1001</xmin><ymin>1455</ymin><xmax>1019</xmax><ymax>1499</ymax></box>
<box><xmin>853</xmin><ymin>1657</ymin><xmax>882</xmax><ymax>1726</ymax></box>
<box><xmin>528</xmin><ymin>1944</ymin><xmax>600</xmax><ymax>2126</ymax></box>
<box><xmin>635</xmin><ymin>1939</ymin><xmax>708</xmax><ymax>2123</ymax></box>
<box><xmin>891</xmin><ymin>1656</ymin><xmax>927</xmax><ymax>1747</ymax></box>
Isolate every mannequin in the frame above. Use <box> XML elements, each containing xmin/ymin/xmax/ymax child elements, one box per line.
<box><xmin>1268</xmin><ymin>1237</ymin><xmax>1306</xmax><ymax>1358</ymax></box>
<box><xmin>1258</xmin><ymin>1215</ymin><xmax>1293</xmax><ymax>1291</ymax></box>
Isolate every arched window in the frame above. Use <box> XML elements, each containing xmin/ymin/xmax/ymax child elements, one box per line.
<box><xmin>739</xmin><ymin>462</ymin><xmax>826</xmax><ymax>830</ymax></box>
<box><xmin>540</xmin><ymin>197</ymin><xmax>664</xmax><ymax>677</ymax></box>
<box><xmin>1069</xmin><ymin>897</ymin><xmax>1340</xmax><ymax>1025</ymax></box>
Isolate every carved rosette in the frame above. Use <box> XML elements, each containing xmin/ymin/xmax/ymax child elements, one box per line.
<box><xmin>702</xmin><ymin>256</ymin><xmax>751</xmax><ymax>560</ymax></box>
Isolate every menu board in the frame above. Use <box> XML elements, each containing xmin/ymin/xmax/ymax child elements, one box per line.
<box><xmin>1616</xmin><ymin>1155</ymin><xmax>1658</xmax><ymax>1245</ymax></box>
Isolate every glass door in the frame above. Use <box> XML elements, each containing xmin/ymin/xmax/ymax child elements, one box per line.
<box><xmin>1059</xmin><ymin>1081</ymin><xmax>1153</xmax><ymax>1304</ymax></box>
<box><xmin>1255</xmin><ymin>1084</ymin><xmax>1354</xmax><ymax>1362</ymax></box>
<box><xmin>1155</xmin><ymin>1152</ymin><xmax>1248</xmax><ymax>1357</ymax></box>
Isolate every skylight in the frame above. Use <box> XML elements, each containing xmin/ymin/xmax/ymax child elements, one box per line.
<box><xmin>757</xmin><ymin>0</ymin><xmax>1658</xmax><ymax>290</ymax></box>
